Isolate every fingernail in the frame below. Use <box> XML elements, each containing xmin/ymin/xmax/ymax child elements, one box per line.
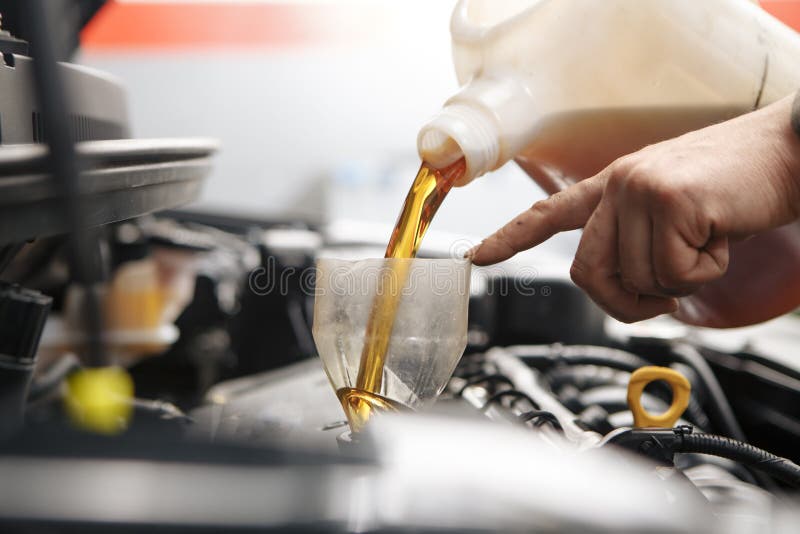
<box><xmin>464</xmin><ymin>243</ymin><xmax>481</xmax><ymax>260</ymax></box>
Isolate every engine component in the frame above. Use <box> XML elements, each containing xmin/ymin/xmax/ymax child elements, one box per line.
<box><xmin>0</xmin><ymin>282</ymin><xmax>50</xmax><ymax>437</ymax></box>
<box><xmin>604</xmin><ymin>426</ymin><xmax>800</xmax><ymax>488</ymax></box>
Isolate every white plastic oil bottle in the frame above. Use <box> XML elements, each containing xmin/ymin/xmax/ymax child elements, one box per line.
<box><xmin>418</xmin><ymin>0</ymin><xmax>800</xmax><ymax>328</ymax></box>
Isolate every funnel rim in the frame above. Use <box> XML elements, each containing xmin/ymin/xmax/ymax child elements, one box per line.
<box><xmin>315</xmin><ymin>257</ymin><xmax>472</xmax><ymax>269</ymax></box>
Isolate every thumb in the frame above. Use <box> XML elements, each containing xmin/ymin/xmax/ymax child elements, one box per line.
<box><xmin>468</xmin><ymin>174</ymin><xmax>606</xmax><ymax>266</ymax></box>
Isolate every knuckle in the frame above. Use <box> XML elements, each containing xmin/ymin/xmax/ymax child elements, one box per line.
<box><xmin>529</xmin><ymin>197</ymin><xmax>555</xmax><ymax>219</ymax></box>
<box><xmin>605</xmin><ymin>167</ymin><xmax>628</xmax><ymax>194</ymax></box>
<box><xmin>648</xmin><ymin>179</ymin><xmax>686</xmax><ymax>209</ymax></box>
<box><xmin>494</xmin><ymin>226</ymin><xmax>518</xmax><ymax>252</ymax></box>
<box><xmin>608</xmin><ymin>155</ymin><xmax>687</xmax><ymax>209</ymax></box>
<box><xmin>611</xmin><ymin>154</ymin><xmax>638</xmax><ymax>176</ymax></box>
<box><xmin>569</xmin><ymin>259</ymin><xmax>591</xmax><ymax>288</ymax></box>
<box><xmin>624</xmin><ymin>169</ymin><xmax>654</xmax><ymax>197</ymax></box>
<box><xmin>606</xmin><ymin>156</ymin><xmax>650</xmax><ymax>196</ymax></box>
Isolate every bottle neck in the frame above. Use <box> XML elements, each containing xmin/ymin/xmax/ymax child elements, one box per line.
<box><xmin>417</xmin><ymin>102</ymin><xmax>500</xmax><ymax>182</ymax></box>
<box><xmin>418</xmin><ymin>75</ymin><xmax>537</xmax><ymax>183</ymax></box>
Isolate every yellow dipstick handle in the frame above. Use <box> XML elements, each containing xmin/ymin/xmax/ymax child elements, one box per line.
<box><xmin>627</xmin><ymin>366</ymin><xmax>691</xmax><ymax>428</ymax></box>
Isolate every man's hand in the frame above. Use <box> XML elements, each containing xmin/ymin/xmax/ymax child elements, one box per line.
<box><xmin>468</xmin><ymin>94</ymin><xmax>800</xmax><ymax>323</ymax></box>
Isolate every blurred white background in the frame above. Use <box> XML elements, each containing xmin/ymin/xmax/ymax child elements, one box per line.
<box><xmin>77</xmin><ymin>0</ymin><xmax>575</xmax><ymax>256</ymax></box>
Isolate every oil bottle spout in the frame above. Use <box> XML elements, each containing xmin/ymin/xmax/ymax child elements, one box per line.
<box><xmin>418</xmin><ymin>76</ymin><xmax>537</xmax><ymax>185</ymax></box>
<box><xmin>418</xmin><ymin>102</ymin><xmax>498</xmax><ymax>185</ymax></box>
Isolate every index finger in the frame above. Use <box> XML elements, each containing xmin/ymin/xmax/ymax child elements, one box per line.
<box><xmin>469</xmin><ymin>175</ymin><xmax>606</xmax><ymax>266</ymax></box>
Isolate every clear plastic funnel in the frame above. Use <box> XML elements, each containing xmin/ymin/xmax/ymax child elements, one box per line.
<box><xmin>313</xmin><ymin>258</ymin><xmax>471</xmax><ymax>431</ymax></box>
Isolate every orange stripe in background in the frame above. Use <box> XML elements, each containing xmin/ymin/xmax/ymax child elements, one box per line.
<box><xmin>81</xmin><ymin>0</ymin><xmax>800</xmax><ymax>51</ymax></box>
<box><xmin>761</xmin><ymin>0</ymin><xmax>800</xmax><ymax>31</ymax></box>
<box><xmin>80</xmin><ymin>1</ymin><xmax>381</xmax><ymax>50</ymax></box>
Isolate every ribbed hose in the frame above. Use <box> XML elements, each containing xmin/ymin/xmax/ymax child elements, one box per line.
<box><xmin>677</xmin><ymin>433</ymin><xmax>800</xmax><ymax>487</ymax></box>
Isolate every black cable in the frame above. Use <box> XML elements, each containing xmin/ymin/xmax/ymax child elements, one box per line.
<box><xmin>518</xmin><ymin>410</ymin><xmax>563</xmax><ymax>431</ymax></box>
<box><xmin>670</xmin><ymin>345</ymin><xmax>779</xmax><ymax>490</ymax></box>
<box><xmin>670</xmin><ymin>344</ymin><xmax>746</xmax><ymax>442</ymax></box>
<box><xmin>676</xmin><ymin>433</ymin><xmax>800</xmax><ymax>488</ymax></box>
<box><xmin>22</xmin><ymin>0</ymin><xmax>106</xmax><ymax>367</ymax></box>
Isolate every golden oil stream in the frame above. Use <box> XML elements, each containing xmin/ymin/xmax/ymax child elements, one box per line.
<box><xmin>340</xmin><ymin>158</ymin><xmax>466</xmax><ymax>431</ymax></box>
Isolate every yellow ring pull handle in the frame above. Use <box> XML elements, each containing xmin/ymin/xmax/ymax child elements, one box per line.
<box><xmin>627</xmin><ymin>366</ymin><xmax>691</xmax><ymax>428</ymax></box>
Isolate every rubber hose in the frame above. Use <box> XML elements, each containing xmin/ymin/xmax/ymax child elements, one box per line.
<box><xmin>677</xmin><ymin>433</ymin><xmax>800</xmax><ymax>487</ymax></box>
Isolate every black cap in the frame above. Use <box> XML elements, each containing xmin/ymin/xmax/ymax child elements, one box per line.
<box><xmin>0</xmin><ymin>283</ymin><xmax>51</xmax><ymax>361</ymax></box>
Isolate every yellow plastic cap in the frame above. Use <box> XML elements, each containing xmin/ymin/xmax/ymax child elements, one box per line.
<box><xmin>627</xmin><ymin>366</ymin><xmax>691</xmax><ymax>429</ymax></box>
